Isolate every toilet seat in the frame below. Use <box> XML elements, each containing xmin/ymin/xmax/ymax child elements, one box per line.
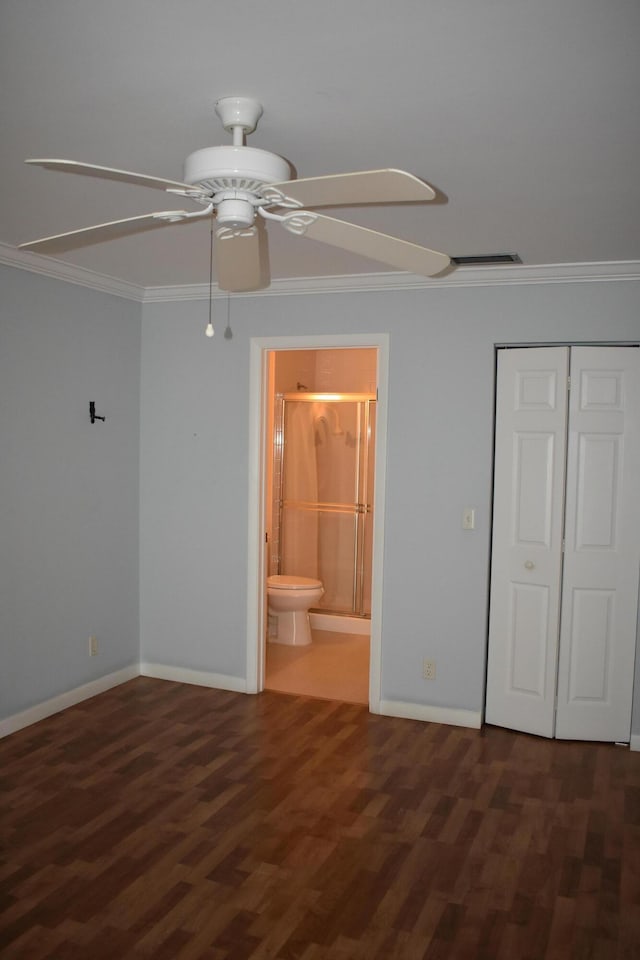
<box><xmin>267</xmin><ymin>575</ymin><xmax>323</xmax><ymax>590</ymax></box>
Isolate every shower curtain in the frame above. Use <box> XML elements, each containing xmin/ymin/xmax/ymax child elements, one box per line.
<box><xmin>279</xmin><ymin>402</ymin><xmax>319</xmax><ymax>579</ymax></box>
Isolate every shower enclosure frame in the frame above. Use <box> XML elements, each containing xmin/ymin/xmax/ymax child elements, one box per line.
<box><xmin>273</xmin><ymin>392</ymin><xmax>376</xmax><ymax>618</ymax></box>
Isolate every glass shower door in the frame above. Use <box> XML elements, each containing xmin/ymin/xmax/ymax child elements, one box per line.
<box><xmin>278</xmin><ymin>394</ymin><xmax>375</xmax><ymax>617</ymax></box>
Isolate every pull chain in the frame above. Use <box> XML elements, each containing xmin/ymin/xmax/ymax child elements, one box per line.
<box><xmin>224</xmin><ymin>293</ymin><xmax>232</xmax><ymax>339</ymax></box>
<box><xmin>205</xmin><ymin>216</ymin><xmax>215</xmax><ymax>338</ymax></box>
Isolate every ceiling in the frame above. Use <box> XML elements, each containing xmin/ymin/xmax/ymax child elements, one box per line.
<box><xmin>1</xmin><ymin>0</ymin><xmax>639</xmax><ymax>290</ymax></box>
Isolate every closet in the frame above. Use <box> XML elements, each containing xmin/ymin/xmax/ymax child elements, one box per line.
<box><xmin>486</xmin><ymin>346</ymin><xmax>640</xmax><ymax>741</ymax></box>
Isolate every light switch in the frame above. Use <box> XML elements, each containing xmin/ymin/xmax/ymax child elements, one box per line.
<box><xmin>462</xmin><ymin>507</ymin><xmax>475</xmax><ymax>530</ymax></box>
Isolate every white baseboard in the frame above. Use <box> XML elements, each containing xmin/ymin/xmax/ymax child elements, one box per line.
<box><xmin>379</xmin><ymin>698</ymin><xmax>482</xmax><ymax>730</ymax></box>
<box><xmin>140</xmin><ymin>662</ymin><xmax>247</xmax><ymax>693</ymax></box>
<box><xmin>1</xmin><ymin>667</ymin><xmax>483</xmax><ymax>740</ymax></box>
<box><xmin>0</xmin><ymin>664</ymin><xmax>140</xmax><ymax>739</ymax></box>
<box><xmin>630</xmin><ymin>734</ymin><xmax>640</xmax><ymax>753</ymax></box>
<box><xmin>309</xmin><ymin>613</ymin><xmax>371</xmax><ymax>635</ymax></box>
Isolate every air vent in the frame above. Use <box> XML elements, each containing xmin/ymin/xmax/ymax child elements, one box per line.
<box><xmin>451</xmin><ymin>253</ymin><xmax>522</xmax><ymax>266</ymax></box>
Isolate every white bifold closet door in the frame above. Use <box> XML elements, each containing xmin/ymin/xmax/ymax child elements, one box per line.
<box><xmin>486</xmin><ymin>346</ymin><xmax>640</xmax><ymax>741</ymax></box>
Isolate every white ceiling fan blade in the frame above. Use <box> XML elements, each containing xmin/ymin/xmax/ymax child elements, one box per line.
<box><xmin>263</xmin><ymin>169</ymin><xmax>436</xmax><ymax>208</ymax></box>
<box><xmin>25</xmin><ymin>159</ymin><xmax>204</xmax><ymax>196</ymax></box>
<box><xmin>18</xmin><ymin>211</ymin><xmax>194</xmax><ymax>253</ymax></box>
<box><xmin>214</xmin><ymin>220</ymin><xmax>270</xmax><ymax>292</ymax></box>
<box><xmin>281</xmin><ymin>212</ymin><xmax>450</xmax><ymax>277</ymax></box>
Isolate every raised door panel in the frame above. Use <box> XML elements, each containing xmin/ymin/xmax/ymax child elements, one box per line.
<box><xmin>507</xmin><ymin>582</ymin><xmax>550</xmax><ymax>697</ymax></box>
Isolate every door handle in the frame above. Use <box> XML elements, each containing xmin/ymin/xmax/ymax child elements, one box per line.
<box><xmin>524</xmin><ymin>560</ymin><xmax>535</xmax><ymax>570</ymax></box>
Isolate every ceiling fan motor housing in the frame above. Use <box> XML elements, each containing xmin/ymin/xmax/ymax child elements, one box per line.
<box><xmin>184</xmin><ymin>145</ymin><xmax>291</xmax><ymax>227</ymax></box>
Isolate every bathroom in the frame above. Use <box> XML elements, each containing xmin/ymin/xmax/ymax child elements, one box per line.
<box><xmin>264</xmin><ymin>347</ymin><xmax>377</xmax><ymax>704</ymax></box>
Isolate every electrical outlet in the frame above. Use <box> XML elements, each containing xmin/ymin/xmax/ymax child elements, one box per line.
<box><xmin>422</xmin><ymin>659</ymin><xmax>436</xmax><ymax>680</ymax></box>
<box><xmin>89</xmin><ymin>635</ymin><xmax>98</xmax><ymax>656</ymax></box>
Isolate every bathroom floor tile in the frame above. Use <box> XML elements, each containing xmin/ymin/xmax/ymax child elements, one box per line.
<box><xmin>265</xmin><ymin>629</ymin><xmax>369</xmax><ymax>704</ymax></box>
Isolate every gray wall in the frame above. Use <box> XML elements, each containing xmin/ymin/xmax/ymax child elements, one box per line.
<box><xmin>139</xmin><ymin>279</ymin><xmax>640</xmax><ymax>729</ymax></box>
<box><xmin>3</xmin><ymin>263</ymin><xmax>639</xmax><ymax>736</ymax></box>
<box><xmin>0</xmin><ymin>266</ymin><xmax>140</xmax><ymax>718</ymax></box>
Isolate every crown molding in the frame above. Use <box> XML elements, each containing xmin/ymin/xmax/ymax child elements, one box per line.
<box><xmin>143</xmin><ymin>260</ymin><xmax>640</xmax><ymax>302</ymax></box>
<box><xmin>0</xmin><ymin>242</ymin><xmax>146</xmax><ymax>301</ymax></box>
<box><xmin>2</xmin><ymin>242</ymin><xmax>639</xmax><ymax>303</ymax></box>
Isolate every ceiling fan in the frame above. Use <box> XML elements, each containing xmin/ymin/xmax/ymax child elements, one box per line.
<box><xmin>19</xmin><ymin>97</ymin><xmax>450</xmax><ymax>291</ymax></box>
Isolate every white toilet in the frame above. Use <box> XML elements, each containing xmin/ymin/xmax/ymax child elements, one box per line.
<box><xmin>267</xmin><ymin>575</ymin><xmax>324</xmax><ymax>646</ymax></box>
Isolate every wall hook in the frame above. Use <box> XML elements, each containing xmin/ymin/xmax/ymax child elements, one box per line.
<box><xmin>89</xmin><ymin>401</ymin><xmax>105</xmax><ymax>424</ymax></box>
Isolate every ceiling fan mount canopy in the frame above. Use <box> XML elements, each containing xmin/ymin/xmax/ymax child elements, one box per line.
<box><xmin>214</xmin><ymin>96</ymin><xmax>264</xmax><ymax>137</ymax></box>
<box><xmin>18</xmin><ymin>94</ymin><xmax>452</xmax><ymax>291</ymax></box>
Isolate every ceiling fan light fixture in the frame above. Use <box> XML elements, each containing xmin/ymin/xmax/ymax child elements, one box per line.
<box><xmin>215</xmin><ymin>196</ymin><xmax>256</xmax><ymax>229</ymax></box>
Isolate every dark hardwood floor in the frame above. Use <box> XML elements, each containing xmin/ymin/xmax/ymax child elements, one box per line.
<box><xmin>1</xmin><ymin>678</ymin><xmax>639</xmax><ymax>958</ymax></box>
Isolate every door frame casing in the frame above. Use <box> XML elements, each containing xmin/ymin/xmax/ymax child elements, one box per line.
<box><xmin>246</xmin><ymin>333</ymin><xmax>390</xmax><ymax>712</ymax></box>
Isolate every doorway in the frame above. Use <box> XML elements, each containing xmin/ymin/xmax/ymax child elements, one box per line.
<box><xmin>245</xmin><ymin>333</ymin><xmax>390</xmax><ymax>710</ymax></box>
